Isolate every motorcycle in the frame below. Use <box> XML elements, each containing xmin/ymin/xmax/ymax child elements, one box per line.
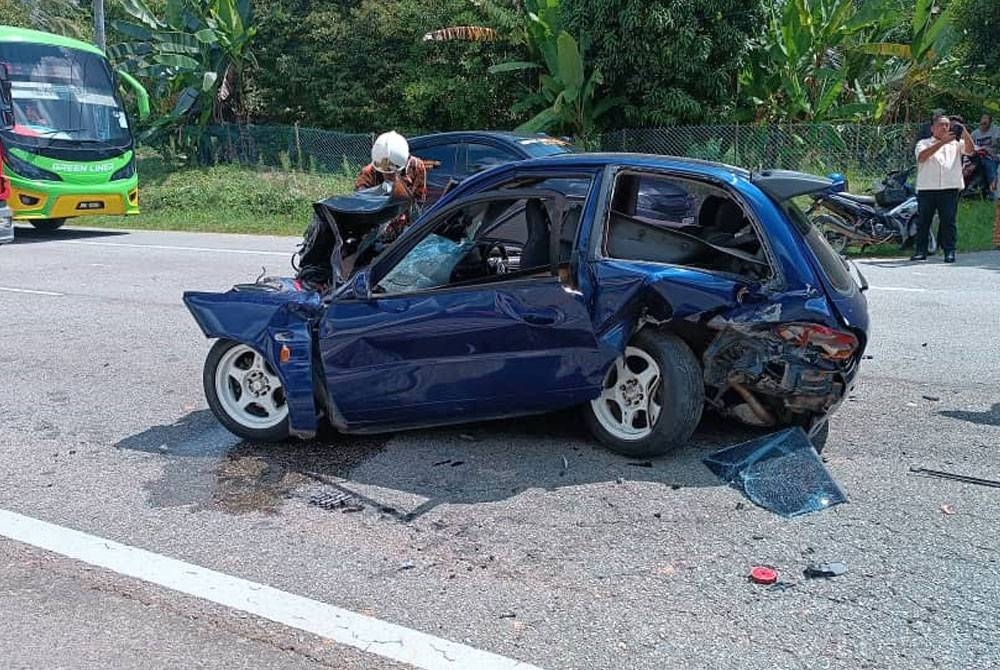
<box><xmin>961</xmin><ymin>149</ymin><xmax>992</xmax><ymax>200</ymax></box>
<box><xmin>806</xmin><ymin>172</ymin><xmax>936</xmax><ymax>255</ymax></box>
<box><xmin>873</xmin><ymin>167</ymin><xmax>915</xmax><ymax>209</ymax></box>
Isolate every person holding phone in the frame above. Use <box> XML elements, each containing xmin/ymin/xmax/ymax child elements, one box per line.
<box><xmin>911</xmin><ymin>113</ymin><xmax>975</xmax><ymax>263</ymax></box>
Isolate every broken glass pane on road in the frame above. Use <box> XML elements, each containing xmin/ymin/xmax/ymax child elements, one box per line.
<box><xmin>703</xmin><ymin>427</ymin><xmax>847</xmax><ymax>517</ymax></box>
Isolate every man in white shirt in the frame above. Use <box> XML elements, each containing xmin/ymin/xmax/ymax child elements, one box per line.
<box><xmin>911</xmin><ymin>114</ymin><xmax>974</xmax><ymax>263</ymax></box>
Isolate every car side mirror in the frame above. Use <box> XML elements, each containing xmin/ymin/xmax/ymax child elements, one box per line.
<box><xmin>116</xmin><ymin>69</ymin><xmax>150</xmax><ymax>120</ymax></box>
<box><xmin>353</xmin><ymin>268</ymin><xmax>373</xmax><ymax>300</ymax></box>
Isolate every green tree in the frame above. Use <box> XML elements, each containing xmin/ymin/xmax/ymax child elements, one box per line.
<box><xmin>953</xmin><ymin>0</ymin><xmax>1000</xmax><ymax>110</ymax></box>
<box><xmin>0</xmin><ymin>0</ymin><xmax>33</xmax><ymax>29</ymax></box>
<box><xmin>1</xmin><ymin>0</ymin><xmax>92</xmax><ymax>39</ymax></box>
<box><xmin>250</xmin><ymin>0</ymin><xmax>521</xmax><ymax>133</ymax></box>
<box><xmin>857</xmin><ymin>0</ymin><xmax>965</xmax><ymax>121</ymax></box>
<box><xmin>563</xmin><ymin>0</ymin><xmax>768</xmax><ymax>126</ymax></box>
<box><xmin>954</xmin><ymin>0</ymin><xmax>1000</xmax><ymax>73</ymax></box>
<box><xmin>108</xmin><ymin>0</ymin><xmax>258</xmax><ymax>160</ymax></box>
<box><xmin>424</xmin><ymin>0</ymin><xmax>619</xmax><ymax>146</ymax></box>
<box><xmin>737</xmin><ymin>0</ymin><xmax>887</xmax><ymax>122</ymax></box>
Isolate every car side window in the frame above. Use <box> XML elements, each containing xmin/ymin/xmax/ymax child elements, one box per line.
<box><xmin>413</xmin><ymin>143</ymin><xmax>459</xmax><ymax>177</ymax></box>
<box><xmin>466</xmin><ymin>143</ymin><xmax>521</xmax><ymax>174</ymax></box>
<box><xmin>376</xmin><ymin>196</ymin><xmax>558</xmax><ymax>295</ymax></box>
<box><xmin>605</xmin><ymin>172</ymin><xmax>771</xmax><ymax>280</ymax></box>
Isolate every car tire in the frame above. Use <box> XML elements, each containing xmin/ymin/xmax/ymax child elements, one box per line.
<box><xmin>29</xmin><ymin>218</ymin><xmax>66</xmax><ymax>233</ymax></box>
<box><xmin>584</xmin><ymin>330</ymin><xmax>703</xmax><ymax>458</ymax></box>
<box><xmin>203</xmin><ymin>339</ymin><xmax>290</xmax><ymax>442</ymax></box>
<box><xmin>814</xmin><ymin>214</ymin><xmax>850</xmax><ymax>253</ymax></box>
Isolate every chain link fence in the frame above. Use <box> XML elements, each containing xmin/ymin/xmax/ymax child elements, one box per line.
<box><xmin>600</xmin><ymin>123</ymin><xmax>921</xmax><ymax>178</ymax></box>
<box><xmin>177</xmin><ymin>122</ymin><xmax>922</xmax><ymax>182</ymax></box>
<box><xmin>179</xmin><ymin>123</ymin><xmax>375</xmax><ymax>174</ymax></box>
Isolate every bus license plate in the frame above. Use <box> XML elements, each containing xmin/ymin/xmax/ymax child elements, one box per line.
<box><xmin>76</xmin><ymin>201</ymin><xmax>105</xmax><ymax>210</ymax></box>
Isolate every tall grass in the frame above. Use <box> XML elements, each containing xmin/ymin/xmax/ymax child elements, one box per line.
<box><xmin>76</xmin><ymin>156</ymin><xmax>353</xmax><ymax>237</ymax></box>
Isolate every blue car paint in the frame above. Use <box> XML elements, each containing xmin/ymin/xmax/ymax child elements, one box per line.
<box><xmin>318</xmin><ymin>277</ymin><xmax>612</xmax><ymax>431</ymax></box>
<box><xmin>183</xmin><ymin>290</ymin><xmax>323</xmax><ymax>437</ymax></box>
<box><xmin>184</xmin><ymin>153</ymin><xmax>870</xmax><ymax>439</ymax></box>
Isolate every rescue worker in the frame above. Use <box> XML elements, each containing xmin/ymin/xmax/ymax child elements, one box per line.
<box><xmin>355</xmin><ymin>131</ymin><xmax>427</xmax><ymax>242</ymax></box>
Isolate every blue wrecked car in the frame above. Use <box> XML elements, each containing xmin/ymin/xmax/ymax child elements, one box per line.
<box><xmin>183</xmin><ymin>154</ymin><xmax>869</xmax><ymax>457</ymax></box>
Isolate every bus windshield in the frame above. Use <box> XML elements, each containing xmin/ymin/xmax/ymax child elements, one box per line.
<box><xmin>0</xmin><ymin>42</ymin><xmax>129</xmax><ymax>145</ymax></box>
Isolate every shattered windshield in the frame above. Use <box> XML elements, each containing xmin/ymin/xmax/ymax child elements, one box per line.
<box><xmin>0</xmin><ymin>43</ymin><xmax>129</xmax><ymax>145</ymax></box>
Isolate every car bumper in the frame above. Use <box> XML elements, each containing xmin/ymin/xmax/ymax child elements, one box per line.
<box><xmin>0</xmin><ymin>204</ymin><xmax>13</xmax><ymax>244</ymax></box>
<box><xmin>6</xmin><ymin>173</ymin><xmax>140</xmax><ymax>220</ymax></box>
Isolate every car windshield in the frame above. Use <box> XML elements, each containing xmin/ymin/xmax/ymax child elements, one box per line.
<box><xmin>0</xmin><ymin>42</ymin><xmax>129</xmax><ymax>145</ymax></box>
<box><xmin>516</xmin><ymin>136</ymin><xmax>578</xmax><ymax>157</ymax></box>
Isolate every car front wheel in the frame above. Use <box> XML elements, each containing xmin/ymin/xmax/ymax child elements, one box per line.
<box><xmin>584</xmin><ymin>330</ymin><xmax>704</xmax><ymax>458</ymax></box>
<box><xmin>204</xmin><ymin>339</ymin><xmax>290</xmax><ymax>442</ymax></box>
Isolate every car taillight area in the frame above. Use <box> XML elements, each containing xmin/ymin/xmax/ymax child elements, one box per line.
<box><xmin>774</xmin><ymin>322</ymin><xmax>859</xmax><ymax>362</ymax></box>
<box><xmin>703</xmin><ymin>320</ymin><xmax>861</xmax><ymax>429</ymax></box>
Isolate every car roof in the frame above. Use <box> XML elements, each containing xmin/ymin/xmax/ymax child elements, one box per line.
<box><xmin>490</xmin><ymin>152</ymin><xmax>753</xmax><ymax>181</ymax></box>
<box><xmin>409</xmin><ymin>131</ymin><xmax>561</xmax><ymax>147</ymax></box>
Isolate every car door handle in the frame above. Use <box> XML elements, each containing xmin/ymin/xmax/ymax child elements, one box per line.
<box><xmin>518</xmin><ymin>308</ymin><xmax>560</xmax><ymax>326</ymax></box>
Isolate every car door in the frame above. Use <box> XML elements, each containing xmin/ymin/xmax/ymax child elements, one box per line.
<box><xmin>410</xmin><ymin>141</ymin><xmax>461</xmax><ymax>204</ymax></box>
<box><xmin>318</xmin><ymin>188</ymin><xmax>607</xmax><ymax>430</ymax></box>
<box><xmin>592</xmin><ymin>168</ymin><xmax>780</xmax><ymax>329</ymax></box>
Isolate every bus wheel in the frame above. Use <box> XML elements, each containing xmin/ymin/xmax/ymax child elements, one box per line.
<box><xmin>30</xmin><ymin>218</ymin><xmax>67</xmax><ymax>233</ymax></box>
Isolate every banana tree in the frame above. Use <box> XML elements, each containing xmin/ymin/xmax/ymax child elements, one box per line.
<box><xmin>108</xmin><ymin>0</ymin><xmax>257</xmax><ymax>158</ymax></box>
<box><xmin>494</xmin><ymin>31</ymin><xmax>617</xmax><ymax>147</ymax></box>
<box><xmin>737</xmin><ymin>0</ymin><xmax>886</xmax><ymax>122</ymax></box>
<box><xmin>424</xmin><ymin>0</ymin><xmax>619</xmax><ymax>145</ymax></box>
<box><xmin>856</xmin><ymin>0</ymin><xmax>962</xmax><ymax>122</ymax></box>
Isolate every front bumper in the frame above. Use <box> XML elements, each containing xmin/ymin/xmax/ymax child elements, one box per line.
<box><xmin>0</xmin><ymin>204</ymin><xmax>13</xmax><ymax>244</ymax></box>
<box><xmin>7</xmin><ymin>173</ymin><xmax>140</xmax><ymax>220</ymax></box>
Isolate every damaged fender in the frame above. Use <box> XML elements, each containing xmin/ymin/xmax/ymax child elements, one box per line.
<box><xmin>586</xmin><ymin>260</ymin><xmax>856</xmax><ymax>430</ymax></box>
<box><xmin>701</xmin><ymin>302</ymin><xmax>858</xmax><ymax>429</ymax></box>
<box><xmin>183</xmin><ymin>287</ymin><xmax>323</xmax><ymax>438</ymax></box>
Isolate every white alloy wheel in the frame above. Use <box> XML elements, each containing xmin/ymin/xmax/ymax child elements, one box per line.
<box><xmin>213</xmin><ymin>344</ymin><xmax>288</xmax><ymax>430</ymax></box>
<box><xmin>591</xmin><ymin>346</ymin><xmax>663</xmax><ymax>441</ymax></box>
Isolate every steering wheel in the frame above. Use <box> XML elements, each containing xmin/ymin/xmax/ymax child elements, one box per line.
<box><xmin>482</xmin><ymin>240</ymin><xmax>509</xmax><ymax>275</ymax></box>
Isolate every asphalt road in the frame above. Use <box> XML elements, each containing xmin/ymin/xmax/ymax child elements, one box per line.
<box><xmin>1</xmin><ymin>224</ymin><xmax>998</xmax><ymax>670</ymax></box>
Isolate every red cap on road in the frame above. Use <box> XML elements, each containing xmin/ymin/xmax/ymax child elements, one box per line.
<box><xmin>750</xmin><ymin>566</ymin><xmax>778</xmax><ymax>584</ymax></box>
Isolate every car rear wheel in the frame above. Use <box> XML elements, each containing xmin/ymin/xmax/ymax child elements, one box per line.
<box><xmin>29</xmin><ymin>218</ymin><xmax>66</xmax><ymax>233</ymax></box>
<box><xmin>204</xmin><ymin>339</ymin><xmax>290</xmax><ymax>442</ymax></box>
<box><xmin>814</xmin><ymin>214</ymin><xmax>850</xmax><ymax>253</ymax></box>
<box><xmin>584</xmin><ymin>330</ymin><xmax>703</xmax><ymax>458</ymax></box>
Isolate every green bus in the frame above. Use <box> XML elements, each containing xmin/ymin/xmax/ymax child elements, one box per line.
<box><xmin>0</xmin><ymin>26</ymin><xmax>149</xmax><ymax>232</ymax></box>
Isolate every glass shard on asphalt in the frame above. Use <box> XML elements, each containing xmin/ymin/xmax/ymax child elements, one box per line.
<box><xmin>703</xmin><ymin>427</ymin><xmax>847</xmax><ymax>517</ymax></box>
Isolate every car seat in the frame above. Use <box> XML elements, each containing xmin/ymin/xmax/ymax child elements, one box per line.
<box><xmin>699</xmin><ymin>196</ymin><xmax>755</xmax><ymax>249</ymax></box>
<box><xmin>521</xmin><ymin>199</ymin><xmax>551</xmax><ymax>270</ymax></box>
<box><xmin>558</xmin><ymin>203</ymin><xmax>582</xmax><ymax>263</ymax></box>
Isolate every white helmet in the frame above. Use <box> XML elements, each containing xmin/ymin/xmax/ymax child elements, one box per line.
<box><xmin>371</xmin><ymin>131</ymin><xmax>409</xmax><ymax>173</ymax></box>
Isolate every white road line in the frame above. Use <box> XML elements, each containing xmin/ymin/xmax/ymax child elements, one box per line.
<box><xmin>0</xmin><ymin>286</ymin><xmax>64</xmax><ymax>297</ymax></box>
<box><xmin>0</xmin><ymin>509</ymin><xmax>543</xmax><ymax>670</ymax></box>
<box><xmin>867</xmin><ymin>286</ymin><xmax>928</xmax><ymax>293</ymax></box>
<box><xmin>64</xmin><ymin>241</ymin><xmax>290</xmax><ymax>256</ymax></box>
